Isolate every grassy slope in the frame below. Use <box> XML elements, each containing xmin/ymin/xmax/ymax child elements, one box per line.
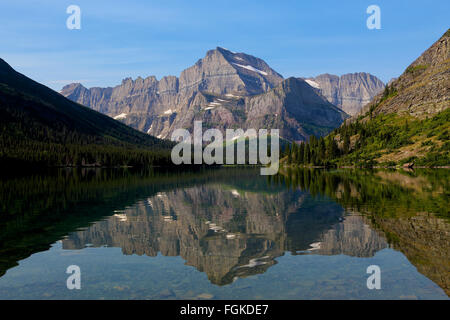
<box><xmin>333</xmin><ymin>108</ymin><xmax>449</xmax><ymax>166</ymax></box>
<box><xmin>337</xmin><ymin>29</ymin><xmax>450</xmax><ymax>166</ymax></box>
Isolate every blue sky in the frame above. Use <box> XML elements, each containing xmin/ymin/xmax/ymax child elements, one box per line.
<box><xmin>1</xmin><ymin>0</ymin><xmax>449</xmax><ymax>90</ymax></box>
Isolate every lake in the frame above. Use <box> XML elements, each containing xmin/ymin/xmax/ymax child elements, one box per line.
<box><xmin>0</xmin><ymin>167</ymin><xmax>448</xmax><ymax>299</ymax></box>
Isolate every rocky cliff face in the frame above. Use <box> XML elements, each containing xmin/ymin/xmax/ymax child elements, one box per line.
<box><xmin>357</xmin><ymin>29</ymin><xmax>450</xmax><ymax>119</ymax></box>
<box><xmin>244</xmin><ymin>77</ymin><xmax>347</xmax><ymax>140</ymax></box>
<box><xmin>304</xmin><ymin>73</ymin><xmax>385</xmax><ymax>116</ymax></box>
<box><xmin>61</xmin><ymin>47</ymin><xmax>348</xmax><ymax>142</ymax></box>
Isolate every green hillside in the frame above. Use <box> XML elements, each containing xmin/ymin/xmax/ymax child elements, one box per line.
<box><xmin>282</xmin><ymin>29</ymin><xmax>450</xmax><ymax>168</ymax></box>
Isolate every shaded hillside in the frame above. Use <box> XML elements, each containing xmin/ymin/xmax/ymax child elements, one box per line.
<box><xmin>0</xmin><ymin>58</ymin><xmax>174</xmax><ymax>167</ymax></box>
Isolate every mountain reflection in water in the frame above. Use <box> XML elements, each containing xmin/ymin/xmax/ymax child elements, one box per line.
<box><xmin>0</xmin><ymin>167</ymin><xmax>448</xmax><ymax>299</ymax></box>
<box><xmin>61</xmin><ymin>186</ymin><xmax>387</xmax><ymax>286</ymax></box>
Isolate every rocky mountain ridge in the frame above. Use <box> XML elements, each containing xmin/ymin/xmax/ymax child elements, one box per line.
<box><xmin>304</xmin><ymin>72</ymin><xmax>385</xmax><ymax>116</ymax></box>
<box><xmin>61</xmin><ymin>47</ymin><xmax>387</xmax><ymax>142</ymax></box>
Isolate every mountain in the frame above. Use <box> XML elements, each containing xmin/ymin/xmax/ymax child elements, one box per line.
<box><xmin>303</xmin><ymin>72</ymin><xmax>385</xmax><ymax>116</ymax></box>
<box><xmin>244</xmin><ymin>77</ymin><xmax>347</xmax><ymax>140</ymax></box>
<box><xmin>62</xmin><ymin>47</ymin><xmax>348</xmax><ymax>142</ymax></box>
<box><xmin>358</xmin><ymin>29</ymin><xmax>450</xmax><ymax>119</ymax></box>
<box><xmin>0</xmin><ymin>58</ymin><xmax>173</xmax><ymax>167</ymax></box>
<box><xmin>284</xmin><ymin>29</ymin><xmax>450</xmax><ymax>167</ymax></box>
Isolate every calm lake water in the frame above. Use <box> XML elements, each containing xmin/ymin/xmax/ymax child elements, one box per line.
<box><xmin>0</xmin><ymin>167</ymin><xmax>448</xmax><ymax>299</ymax></box>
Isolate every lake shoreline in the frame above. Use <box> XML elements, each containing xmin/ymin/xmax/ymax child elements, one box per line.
<box><xmin>281</xmin><ymin>164</ymin><xmax>450</xmax><ymax>169</ymax></box>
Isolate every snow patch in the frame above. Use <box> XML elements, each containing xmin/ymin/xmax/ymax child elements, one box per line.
<box><xmin>307</xmin><ymin>242</ymin><xmax>321</xmax><ymax>251</ymax></box>
<box><xmin>225</xmin><ymin>93</ymin><xmax>240</xmax><ymax>98</ymax></box>
<box><xmin>208</xmin><ymin>223</ymin><xmax>224</xmax><ymax>232</ymax></box>
<box><xmin>219</xmin><ymin>47</ymin><xmax>236</xmax><ymax>54</ymax></box>
<box><xmin>237</xmin><ymin>258</ymin><xmax>268</xmax><ymax>269</ymax></box>
<box><xmin>113</xmin><ymin>214</ymin><xmax>128</xmax><ymax>222</ymax></box>
<box><xmin>113</xmin><ymin>113</ymin><xmax>127</xmax><ymax>120</ymax></box>
<box><xmin>163</xmin><ymin>216</ymin><xmax>173</xmax><ymax>222</ymax></box>
<box><xmin>232</xmin><ymin>63</ymin><xmax>268</xmax><ymax>76</ymax></box>
<box><xmin>305</xmin><ymin>79</ymin><xmax>321</xmax><ymax>89</ymax></box>
<box><xmin>163</xmin><ymin>109</ymin><xmax>173</xmax><ymax>115</ymax></box>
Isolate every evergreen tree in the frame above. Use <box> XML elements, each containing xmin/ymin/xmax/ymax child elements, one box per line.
<box><xmin>343</xmin><ymin>133</ymin><xmax>350</xmax><ymax>155</ymax></box>
<box><xmin>298</xmin><ymin>143</ymin><xmax>304</xmax><ymax>164</ymax></box>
